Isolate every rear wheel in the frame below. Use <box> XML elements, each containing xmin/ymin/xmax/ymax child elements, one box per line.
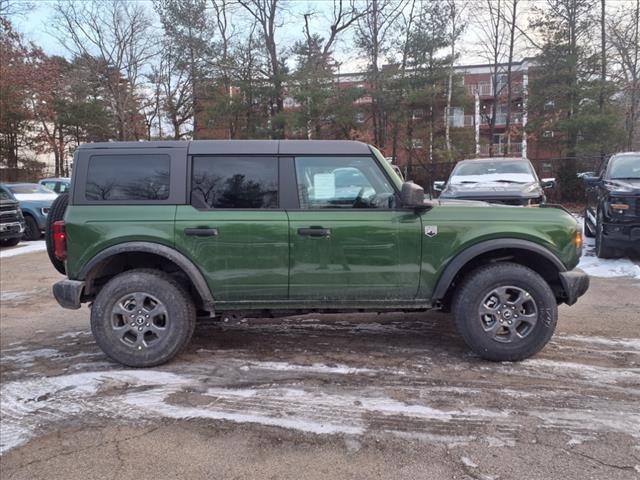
<box><xmin>91</xmin><ymin>269</ymin><xmax>196</xmax><ymax>367</ymax></box>
<box><xmin>23</xmin><ymin>215</ymin><xmax>40</xmax><ymax>241</ymax></box>
<box><xmin>45</xmin><ymin>193</ymin><xmax>69</xmax><ymax>274</ymax></box>
<box><xmin>452</xmin><ymin>262</ymin><xmax>557</xmax><ymax>362</ymax></box>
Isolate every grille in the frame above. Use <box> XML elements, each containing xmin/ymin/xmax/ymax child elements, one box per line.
<box><xmin>0</xmin><ymin>203</ymin><xmax>20</xmax><ymax>224</ymax></box>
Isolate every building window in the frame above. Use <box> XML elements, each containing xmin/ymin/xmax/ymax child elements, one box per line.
<box><xmin>355</xmin><ymin>112</ymin><xmax>366</xmax><ymax>124</ymax></box>
<box><xmin>542</xmin><ymin>130</ymin><xmax>554</xmax><ymax>138</ymax></box>
<box><xmin>544</xmin><ymin>100</ymin><xmax>555</xmax><ymax>111</ymax></box>
<box><xmin>412</xmin><ymin>109</ymin><xmax>424</xmax><ymax>120</ymax></box>
<box><xmin>410</xmin><ymin>139</ymin><xmax>424</xmax><ymax>150</ymax></box>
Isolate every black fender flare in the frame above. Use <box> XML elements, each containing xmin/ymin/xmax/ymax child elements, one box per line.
<box><xmin>78</xmin><ymin>241</ymin><xmax>215</xmax><ymax>311</ymax></box>
<box><xmin>431</xmin><ymin>238</ymin><xmax>567</xmax><ymax>300</ymax></box>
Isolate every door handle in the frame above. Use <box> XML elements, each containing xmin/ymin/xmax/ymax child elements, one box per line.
<box><xmin>298</xmin><ymin>227</ymin><xmax>331</xmax><ymax>238</ymax></box>
<box><xmin>184</xmin><ymin>227</ymin><xmax>218</xmax><ymax>237</ymax></box>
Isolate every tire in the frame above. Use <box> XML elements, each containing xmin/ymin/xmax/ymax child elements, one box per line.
<box><xmin>45</xmin><ymin>193</ymin><xmax>69</xmax><ymax>274</ymax></box>
<box><xmin>583</xmin><ymin>209</ymin><xmax>595</xmax><ymax>238</ymax></box>
<box><xmin>23</xmin><ymin>215</ymin><xmax>40</xmax><ymax>241</ymax></box>
<box><xmin>452</xmin><ymin>262</ymin><xmax>558</xmax><ymax>362</ymax></box>
<box><xmin>91</xmin><ymin>269</ymin><xmax>196</xmax><ymax>367</ymax></box>
<box><xmin>0</xmin><ymin>237</ymin><xmax>20</xmax><ymax>247</ymax></box>
<box><xmin>595</xmin><ymin>209</ymin><xmax>617</xmax><ymax>259</ymax></box>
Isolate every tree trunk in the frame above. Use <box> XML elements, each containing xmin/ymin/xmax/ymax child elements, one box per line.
<box><xmin>504</xmin><ymin>0</ymin><xmax>517</xmax><ymax>156</ymax></box>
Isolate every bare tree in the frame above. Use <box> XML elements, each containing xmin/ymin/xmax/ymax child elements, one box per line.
<box><xmin>503</xmin><ymin>0</ymin><xmax>520</xmax><ymax>155</ymax></box>
<box><xmin>472</xmin><ymin>0</ymin><xmax>509</xmax><ymax>156</ymax></box>
<box><xmin>0</xmin><ymin>0</ymin><xmax>34</xmax><ymax>18</ymax></box>
<box><xmin>237</xmin><ymin>0</ymin><xmax>286</xmax><ymax>138</ymax></box>
<box><xmin>444</xmin><ymin>0</ymin><xmax>467</xmax><ymax>156</ymax></box>
<box><xmin>608</xmin><ymin>0</ymin><xmax>640</xmax><ymax>149</ymax></box>
<box><xmin>53</xmin><ymin>0</ymin><xmax>156</xmax><ymax>140</ymax></box>
<box><xmin>356</xmin><ymin>0</ymin><xmax>407</xmax><ymax>147</ymax></box>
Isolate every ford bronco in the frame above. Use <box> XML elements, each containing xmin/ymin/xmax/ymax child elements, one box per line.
<box><xmin>48</xmin><ymin>140</ymin><xmax>589</xmax><ymax>367</ymax></box>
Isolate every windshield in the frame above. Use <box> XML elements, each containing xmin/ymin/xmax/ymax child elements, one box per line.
<box><xmin>608</xmin><ymin>155</ymin><xmax>640</xmax><ymax>179</ymax></box>
<box><xmin>7</xmin><ymin>184</ymin><xmax>54</xmax><ymax>194</ymax></box>
<box><xmin>450</xmin><ymin>160</ymin><xmax>536</xmax><ymax>184</ymax></box>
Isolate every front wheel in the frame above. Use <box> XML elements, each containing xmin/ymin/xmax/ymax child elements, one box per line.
<box><xmin>91</xmin><ymin>269</ymin><xmax>196</xmax><ymax>367</ymax></box>
<box><xmin>595</xmin><ymin>209</ymin><xmax>617</xmax><ymax>259</ymax></box>
<box><xmin>23</xmin><ymin>215</ymin><xmax>40</xmax><ymax>241</ymax></box>
<box><xmin>452</xmin><ymin>263</ymin><xmax>557</xmax><ymax>362</ymax></box>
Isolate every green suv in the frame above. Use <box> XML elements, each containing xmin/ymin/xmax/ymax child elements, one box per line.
<box><xmin>48</xmin><ymin>140</ymin><xmax>589</xmax><ymax>367</ymax></box>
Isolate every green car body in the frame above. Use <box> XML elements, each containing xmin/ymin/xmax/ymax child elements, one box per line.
<box><xmin>50</xmin><ymin>140</ymin><xmax>588</xmax><ymax>366</ymax></box>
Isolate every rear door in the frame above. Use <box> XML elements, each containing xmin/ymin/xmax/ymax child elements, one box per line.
<box><xmin>174</xmin><ymin>155</ymin><xmax>289</xmax><ymax>302</ymax></box>
<box><xmin>287</xmin><ymin>155</ymin><xmax>422</xmax><ymax>301</ymax></box>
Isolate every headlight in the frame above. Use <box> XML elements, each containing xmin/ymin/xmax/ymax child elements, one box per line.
<box><xmin>607</xmin><ymin>197</ymin><xmax>631</xmax><ymax>215</ymax></box>
<box><xmin>41</xmin><ymin>207</ymin><xmax>50</xmax><ymax>216</ymax></box>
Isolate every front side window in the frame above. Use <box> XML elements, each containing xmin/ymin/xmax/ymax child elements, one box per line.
<box><xmin>295</xmin><ymin>156</ymin><xmax>396</xmax><ymax>209</ymax></box>
<box><xmin>191</xmin><ymin>156</ymin><xmax>278</xmax><ymax>209</ymax></box>
<box><xmin>86</xmin><ymin>154</ymin><xmax>170</xmax><ymax>201</ymax></box>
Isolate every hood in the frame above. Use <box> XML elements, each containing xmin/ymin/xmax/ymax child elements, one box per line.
<box><xmin>440</xmin><ymin>180</ymin><xmax>542</xmax><ymax>199</ymax></box>
<box><xmin>13</xmin><ymin>193</ymin><xmax>57</xmax><ymax>202</ymax></box>
<box><xmin>604</xmin><ymin>178</ymin><xmax>640</xmax><ymax>195</ymax></box>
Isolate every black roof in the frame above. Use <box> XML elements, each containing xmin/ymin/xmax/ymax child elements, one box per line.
<box><xmin>78</xmin><ymin>140</ymin><xmax>372</xmax><ymax>155</ymax></box>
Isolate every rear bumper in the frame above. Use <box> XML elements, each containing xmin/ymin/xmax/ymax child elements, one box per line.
<box><xmin>53</xmin><ymin>279</ymin><xmax>84</xmax><ymax>309</ymax></box>
<box><xmin>558</xmin><ymin>269</ymin><xmax>590</xmax><ymax>306</ymax></box>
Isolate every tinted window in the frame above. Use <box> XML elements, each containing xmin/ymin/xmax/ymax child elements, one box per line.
<box><xmin>86</xmin><ymin>155</ymin><xmax>170</xmax><ymax>201</ymax></box>
<box><xmin>295</xmin><ymin>156</ymin><xmax>396</xmax><ymax>209</ymax></box>
<box><xmin>192</xmin><ymin>156</ymin><xmax>278</xmax><ymax>209</ymax></box>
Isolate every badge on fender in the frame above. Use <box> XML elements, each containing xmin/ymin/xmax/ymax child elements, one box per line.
<box><xmin>424</xmin><ymin>225</ymin><xmax>438</xmax><ymax>237</ymax></box>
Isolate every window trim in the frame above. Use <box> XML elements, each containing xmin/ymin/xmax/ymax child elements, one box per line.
<box><xmin>188</xmin><ymin>154</ymin><xmax>282</xmax><ymax>211</ymax></box>
<box><xmin>290</xmin><ymin>154</ymin><xmax>403</xmax><ymax>212</ymax></box>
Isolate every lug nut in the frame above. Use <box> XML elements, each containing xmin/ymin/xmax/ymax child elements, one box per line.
<box><xmin>130</xmin><ymin>323</ymin><xmax>135</xmax><ymax>327</ymax></box>
<box><xmin>146</xmin><ymin>323</ymin><xmax>149</xmax><ymax>327</ymax></box>
<box><xmin>508</xmin><ymin>320</ymin><xmax>512</xmax><ymax>325</ymax></box>
<box><xmin>138</xmin><ymin>327</ymin><xmax>143</xmax><ymax>331</ymax></box>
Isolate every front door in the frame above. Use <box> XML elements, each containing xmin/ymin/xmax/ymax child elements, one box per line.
<box><xmin>175</xmin><ymin>155</ymin><xmax>289</xmax><ymax>302</ymax></box>
<box><xmin>288</xmin><ymin>155</ymin><xmax>422</xmax><ymax>301</ymax></box>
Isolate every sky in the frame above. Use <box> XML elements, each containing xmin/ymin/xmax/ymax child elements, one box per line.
<box><xmin>8</xmin><ymin>0</ymin><xmax>637</xmax><ymax>73</ymax></box>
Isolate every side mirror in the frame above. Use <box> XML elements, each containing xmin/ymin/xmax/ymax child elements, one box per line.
<box><xmin>400</xmin><ymin>181</ymin><xmax>426</xmax><ymax>208</ymax></box>
<box><xmin>433</xmin><ymin>181</ymin><xmax>445</xmax><ymax>192</ymax></box>
<box><xmin>581</xmin><ymin>174</ymin><xmax>601</xmax><ymax>186</ymax></box>
<box><xmin>541</xmin><ymin>178</ymin><xmax>556</xmax><ymax>189</ymax></box>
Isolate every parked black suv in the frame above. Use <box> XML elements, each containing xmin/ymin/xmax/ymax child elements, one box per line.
<box><xmin>0</xmin><ymin>184</ymin><xmax>25</xmax><ymax>247</ymax></box>
<box><xmin>582</xmin><ymin>152</ymin><xmax>640</xmax><ymax>258</ymax></box>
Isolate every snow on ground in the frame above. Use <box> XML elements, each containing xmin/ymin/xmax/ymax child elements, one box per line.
<box><xmin>575</xmin><ymin>217</ymin><xmax>640</xmax><ymax>279</ymax></box>
<box><xmin>0</xmin><ymin>241</ymin><xmax>46</xmax><ymax>259</ymax></box>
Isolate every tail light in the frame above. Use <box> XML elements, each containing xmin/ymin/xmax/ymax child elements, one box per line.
<box><xmin>53</xmin><ymin>221</ymin><xmax>67</xmax><ymax>261</ymax></box>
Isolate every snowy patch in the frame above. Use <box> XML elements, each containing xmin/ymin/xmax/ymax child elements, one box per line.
<box><xmin>238</xmin><ymin>361</ymin><xmax>375</xmax><ymax>375</ymax></box>
<box><xmin>522</xmin><ymin>359</ymin><xmax>640</xmax><ymax>385</ymax></box>
<box><xmin>575</xmin><ymin>216</ymin><xmax>640</xmax><ymax>279</ymax></box>
<box><xmin>556</xmin><ymin>334</ymin><xmax>640</xmax><ymax>351</ymax></box>
<box><xmin>0</xmin><ymin>241</ymin><xmax>46</xmax><ymax>258</ymax></box>
<box><xmin>461</xmin><ymin>456</ymin><xmax>478</xmax><ymax>468</ymax></box>
<box><xmin>0</xmin><ymin>369</ymin><xmax>509</xmax><ymax>454</ymax></box>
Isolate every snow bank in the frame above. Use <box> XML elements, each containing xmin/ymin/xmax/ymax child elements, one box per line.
<box><xmin>0</xmin><ymin>241</ymin><xmax>46</xmax><ymax>258</ymax></box>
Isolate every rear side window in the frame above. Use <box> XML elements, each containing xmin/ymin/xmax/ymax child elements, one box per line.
<box><xmin>191</xmin><ymin>156</ymin><xmax>278</xmax><ymax>209</ymax></box>
<box><xmin>86</xmin><ymin>154</ymin><xmax>171</xmax><ymax>201</ymax></box>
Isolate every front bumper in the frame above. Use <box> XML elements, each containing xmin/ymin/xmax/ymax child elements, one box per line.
<box><xmin>53</xmin><ymin>279</ymin><xmax>85</xmax><ymax>309</ymax></box>
<box><xmin>0</xmin><ymin>221</ymin><xmax>25</xmax><ymax>240</ymax></box>
<box><xmin>602</xmin><ymin>221</ymin><xmax>640</xmax><ymax>253</ymax></box>
<box><xmin>558</xmin><ymin>269</ymin><xmax>590</xmax><ymax>306</ymax></box>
